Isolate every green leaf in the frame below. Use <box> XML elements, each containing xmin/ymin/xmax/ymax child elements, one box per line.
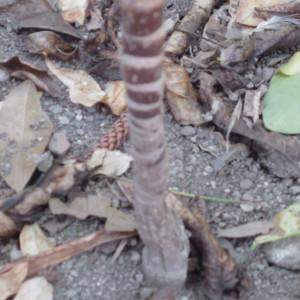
<box><xmin>279</xmin><ymin>51</ymin><xmax>300</xmax><ymax>76</ymax></box>
<box><xmin>262</xmin><ymin>72</ymin><xmax>300</xmax><ymax>134</ymax></box>
<box><xmin>252</xmin><ymin>203</ymin><xmax>300</xmax><ymax>249</ymax></box>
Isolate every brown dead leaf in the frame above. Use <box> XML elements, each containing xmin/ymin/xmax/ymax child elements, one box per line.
<box><xmin>49</xmin><ymin>193</ymin><xmax>111</xmax><ymax>219</ymax></box>
<box><xmin>0</xmin><ymin>212</ymin><xmax>18</xmax><ymax>237</ymax></box>
<box><xmin>20</xmin><ymin>224</ymin><xmax>55</xmax><ymax>256</ymax></box>
<box><xmin>58</xmin><ymin>0</ymin><xmax>89</xmax><ymax>25</ymax></box>
<box><xmin>164</xmin><ymin>59</ymin><xmax>203</xmax><ymax>126</ymax></box>
<box><xmin>26</xmin><ymin>31</ymin><xmax>77</xmax><ymax>60</ymax></box>
<box><xmin>45</xmin><ymin>58</ymin><xmax>106</xmax><ymax>107</ymax></box>
<box><xmin>105</xmin><ymin>207</ymin><xmax>136</xmax><ymax>232</ymax></box>
<box><xmin>0</xmin><ymin>261</ymin><xmax>28</xmax><ymax>300</ymax></box>
<box><xmin>86</xmin><ymin>149</ymin><xmax>133</xmax><ymax>176</ymax></box>
<box><xmin>0</xmin><ymin>0</ymin><xmax>81</xmax><ymax>38</ymax></box>
<box><xmin>0</xmin><ymin>56</ymin><xmax>61</xmax><ymax>97</ymax></box>
<box><xmin>14</xmin><ymin>277</ymin><xmax>53</xmax><ymax>300</ymax></box>
<box><xmin>236</xmin><ymin>0</ymin><xmax>300</xmax><ymax>27</ymax></box>
<box><xmin>0</xmin><ymin>230</ymin><xmax>134</xmax><ymax>281</ymax></box>
<box><xmin>0</xmin><ymin>81</ymin><xmax>53</xmax><ymax>192</ymax></box>
<box><xmin>102</xmin><ymin>81</ymin><xmax>127</xmax><ymax>116</ymax></box>
<box><xmin>218</xmin><ymin>221</ymin><xmax>272</xmax><ymax>238</ymax></box>
<box><xmin>87</xmin><ymin>7</ymin><xmax>104</xmax><ymax>31</ymax></box>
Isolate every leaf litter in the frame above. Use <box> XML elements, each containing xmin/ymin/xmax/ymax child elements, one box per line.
<box><xmin>2</xmin><ymin>0</ymin><xmax>300</xmax><ymax>298</ymax></box>
<box><xmin>0</xmin><ymin>80</ymin><xmax>53</xmax><ymax>192</ymax></box>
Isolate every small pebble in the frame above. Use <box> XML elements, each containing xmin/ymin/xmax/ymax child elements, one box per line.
<box><xmin>290</xmin><ymin>185</ymin><xmax>300</xmax><ymax>195</ymax></box>
<box><xmin>129</xmin><ymin>238</ymin><xmax>138</xmax><ymax>247</ymax></box>
<box><xmin>100</xmin><ymin>241</ymin><xmax>118</xmax><ymax>255</ymax></box>
<box><xmin>264</xmin><ymin>237</ymin><xmax>300</xmax><ymax>271</ymax></box>
<box><xmin>240</xmin><ymin>179</ymin><xmax>253</xmax><ymax>190</ymax></box>
<box><xmin>134</xmin><ymin>271</ymin><xmax>144</xmax><ymax>284</ymax></box>
<box><xmin>49</xmin><ymin>130</ymin><xmax>71</xmax><ymax>156</ymax></box>
<box><xmin>130</xmin><ymin>250</ymin><xmax>141</xmax><ymax>263</ymax></box>
<box><xmin>139</xmin><ymin>287</ymin><xmax>154</xmax><ymax>300</ymax></box>
<box><xmin>240</xmin><ymin>203</ymin><xmax>255</xmax><ymax>212</ymax></box>
<box><xmin>181</xmin><ymin>126</ymin><xmax>196</xmax><ymax>137</ymax></box>
<box><xmin>58</xmin><ymin>116</ymin><xmax>70</xmax><ymax>125</ymax></box>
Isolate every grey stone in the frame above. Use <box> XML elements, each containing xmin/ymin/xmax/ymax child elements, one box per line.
<box><xmin>58</xmin><ymin>116</ymin><xmax>70</xmax><ymax>125</ymax></box>
<box><xmin>240</xmin><ymin>179</ymin><xmax>253</xmax><ymax>190</ymax></box>
<box><xmin>37</xmin><ymin>151</ymin><xmax>53</xmax><ymax>172</ymax></box>
<box><xmin>264</xmin><ymin>237</ymin><xmax>300</xmax><ymax>271</ymax></box>
<box><xmin>49</xmin><ymin>105</ymin><xmax>63</xmax><ymax>114</ymax></box>
<box><xmin>130</xmin><ymin>251</ymin><xmax>141</xmax><ymax>263</ymax></box>
<box><xmin>181</xmin><ymin>126</ymin><xmax>196</xmax><ymax>137</ymax></box>
<box><xmin>240</xmin><ymin>202</ymin><xmax>255</xmax><ymax>212</ymax></box>
<box><xmin>100</xmin><ymin>241</ymin><xmax>118</xmax><ymax>255</ymax></box>
<box><xmin>290</xmin><ymin>185</ymin><xmax>300</xmax><ymax>195</ymax></box>
<box><xmin>49</xmin><ymin>130</ymin><xmax>71</xmax><ymax>156</ymax></box>
<box><xmin>139</xmin><ymin>287</ymin><xmax>154</xmax><ymax>300</ymax></box>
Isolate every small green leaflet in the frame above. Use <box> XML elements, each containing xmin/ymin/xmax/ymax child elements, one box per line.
<box><xmin>252</xmin><ymin>203</ymin><xmax>300</xmax><ymax>249</ymax></box>
<box><xmin>263</xmin><ymin>51</ymin><xmax>300</xmax><ymax>134</ymax></box>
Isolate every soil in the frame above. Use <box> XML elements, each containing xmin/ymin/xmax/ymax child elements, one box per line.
<box><xmin>0</xmin><ymin>1</ymin><xmax>300</xmax><ymax>300</ymax></box>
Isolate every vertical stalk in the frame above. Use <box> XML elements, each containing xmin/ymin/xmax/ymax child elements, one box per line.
<box><xmin>120</xmin><ymin>0</ymin><xmax>189</xmax><ymax>288</ymax></box>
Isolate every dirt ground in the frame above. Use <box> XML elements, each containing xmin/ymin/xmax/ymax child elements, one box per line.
<box><xmin>1</xmin><ymin>0</ymin><xmax>300</xmax><ymax>299</ymax></box>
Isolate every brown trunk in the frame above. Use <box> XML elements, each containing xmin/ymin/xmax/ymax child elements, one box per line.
<box><xmin>120</xmin><ymin>0</ymin><xmax>189</xmax><ymax>288</ymax></box>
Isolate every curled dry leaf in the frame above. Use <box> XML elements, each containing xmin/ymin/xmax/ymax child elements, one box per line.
<box><xmin>0</xmin><ymin>0</ymin><xmax>81</xmax><ymax>38</ymax></box>
<box><xmin>14</xmin><ymin>277</ymin><xmax>53</xmax><ymax>300</ymax></box>
<box><xmin>26</xmin><ymin>31</ymin><xmax>77</xmax><ymax>61</ymax></box>
<box><xmin>0</xmin><ymin>261</ymin><xmax>28</xmax><ymax>300</ymax></box>
<box><xmin>86</xmin><ymin>148</ymin><xmax>133</xmax><ymax>176</ymax></box>
<box><xmin>105</xmin><ymin>207</ymin><xmax>136</xmax><ymax>232</ymax></box>
<box><xmin>20</xmin><ymin>223</ymin><xmax>55</xmax><ymax>256</ymax></box>
<box><xmin>0</xmin><ymin>81</ymin><xmax>53</xmax><ymax>192</ymax></box>
<box><xmin>58</xmin><ymin>0</ymin><xmax>89</xmax><ymax>25</ymax></box>
<box><xmin>0</xmin><ymin>212</ymin><xmax>18</xmax><ymax>237</ymax></box>
<box><xmin>102</xmin><ymin>81</ymin><xmax>127</xmax><ymax>116</ymax></box>
<box><xmin>49</xmin><ymin>193</ymin><xmax>111</xmax><ymax>220</ymax></box>
<box><xmin>46</xmin><ymin>58</ymin><xmax>106</xmax><ymax>107</ymax></box>
<box><xmin>0</xmin><ymin>56</ymin><xmax>61</xmax><ymax>97</ymax></box>
<box><xmin>164</xmin><ymin>59</ymin><xmax>203</xmax><ymax>126</ymax></box>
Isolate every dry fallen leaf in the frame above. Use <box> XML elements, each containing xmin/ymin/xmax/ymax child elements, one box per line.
<box><xmin>49</xmin><ymin>193</ymin><xmax>111</xmax><ymax>220</ymax></box>
<box><xmin>14</xmin><ymin>277</ymin><xmax>53</xmax><ymax>300</ymax></box>
<box><xmin>0</xmin><ymin>261</ymin><xmax>28</xmax><ymax>300</ymax></box>
<box><xmin>26</xmin><ymin>31</ymin><xmax>77</xmax><ymax>61</ymax></box>
<box><xmin>0</xmin><ymin>212</ymin><xmax>18</xmax><ymax>237</ymax></box>
<box><xmin>0</xmin><ymin>81</ymin><xmax>53</xmax><ymax>192</ymax></box>
<box><xmin>20</xmin><ymin>223</ymin><xmax>55</xmax><ymax>256</ymax></box>
<box><xmin>105</xmin><ymin>207</ymin><xmax>136</xmax><ymax>232</ymax></box>
<box><xmin>235</xmin><ymin>0</ymin><xmax>283</xmax><ymax>27</ymax></box>
<box><xmin>218</xmin><ymin>220</ymin><xmax>272</xmax><ymax>239</ymax></box>
<box><xmin>58</xmin><ymin>0</ymin><xmax>89</xmax><ymax>25</ymax></box>
<box><xmin>46</xmin><ymin>58</ymin><xmax>106</xmax><ymax>107</ymax></box>
<box><xmin>0</xmin><ymin>56</ymin><xmax>61</xmax><ymax>97</ymax></box>
<box><xmin>86</xmin><ymin>149</ymin><xmax>133</xmax><ymax>176</ymax></box>
<box><xmin>102</xmin><ymin>81</ymin><xmax>127</xmax><ymax>116</ymax></box>
<box><xmin>164</xmin><ymin>59</ymin><xmax>203</xmax><ymax>126</ymax></box>
<box><xmin>87</xmin><ymin>7</ymin><xmax>104</xmax><ymax>31</ymax></box>
<box><xmin>0</xmin><ymin>0</ymin><xmax>81</xmax><ymax>38</ymax></box>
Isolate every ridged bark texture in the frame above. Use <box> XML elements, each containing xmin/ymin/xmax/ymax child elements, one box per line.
<box><xmin>120</xmin><ymin>0</ymin><xmax>189</xmax><ymax>287</ymax></box>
